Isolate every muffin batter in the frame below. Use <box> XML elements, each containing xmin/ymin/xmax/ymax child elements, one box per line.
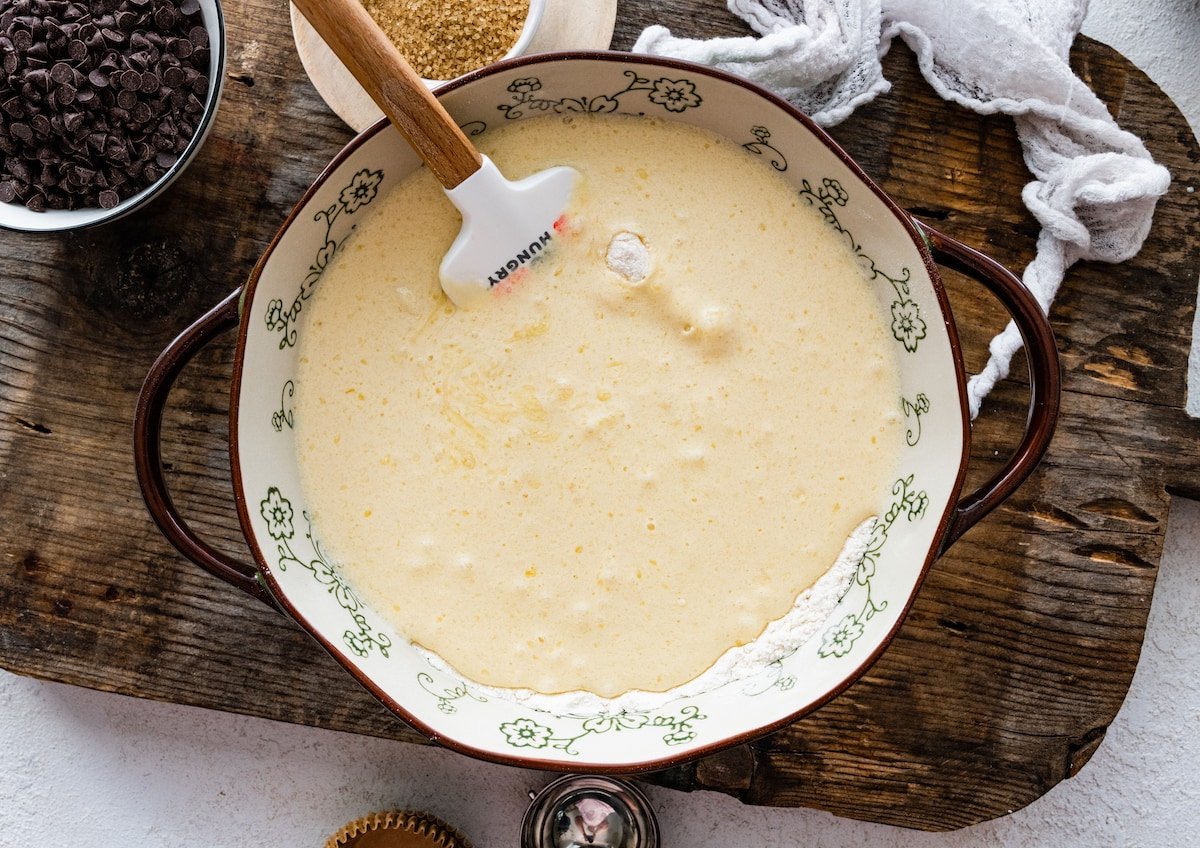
<box><xmin>295</xmin><ymin>115</ymin><xmax>902</xmax><ymax>697</ymax></box>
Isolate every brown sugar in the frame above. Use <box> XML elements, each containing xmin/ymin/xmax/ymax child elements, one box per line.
<box><xmin>361</xmin><ymin>0</ymin><xmax>531</xmax><ymax>80</ymax></box>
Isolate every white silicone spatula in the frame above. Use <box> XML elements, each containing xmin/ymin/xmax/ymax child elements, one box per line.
<box><xmin>292</xmin><ymin>0</ymin><xmax>577</xmax><ymax>309</ymax></box>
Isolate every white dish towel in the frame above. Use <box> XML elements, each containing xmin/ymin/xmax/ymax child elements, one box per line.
<box><xmin>635</xmin><ymin>0</ymin><xmax>1172</xmax><ymax>418</ymax></box>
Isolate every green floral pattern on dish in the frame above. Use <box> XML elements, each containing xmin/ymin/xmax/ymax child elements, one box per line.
<box><xmin>499</xmin><ymin>72</ymin><xmax>702</xmax><ymax>119</ymax></box>
<box><xmin>264</xmin><ymin>168</ymin><xmax>384</xmax><ymax>351</ymax></box>
<box><xmin>498</xmin><ymin>706</ymin><xmax>707</xmax><ymax>755</ymax></box>
<box><xmin>740</xmin><ymin>128</ymin><xmax>927</xmax><ymax>353</ymax></box>
<box><xmin>741</xmin><ymin>659</ymin><xmax>798</xmax><ymax>696</ymax></box>
<box><xmin>258</xmin><ymin>487</ymin><xmax>393</xmax><ymax>660</ymax></box>
<box><xmin>794</xmin><ymin>176</ymin><xmax>927</xmax><ymax>353</ymax></box>
<box><xmin>890</xmin><ymin>300</ymin><xmax>927</xmax><ymax>352</ymax></box>
<box><xmin>901</xmin><ymin>393</ymin><xmax>931</xmax><ymax>446</ymax></box>
<box><xmin>271</xmin><ymin>380</ymin><xmax>295</xmax><ymax>432</ymax></box>
<box><xmin>417</xmin><ymin>672</ymin><xmax>488</xmax><ymax>714</ymax></box>
<box><xmin>742</xmin><ymin>125</ymin><xmax>788</xmax><ymax>171</ymax></box>
<box><xmin>819</xmin><ymin>475</ymin><xmax>929</xmax><ymax>659</ymax></box>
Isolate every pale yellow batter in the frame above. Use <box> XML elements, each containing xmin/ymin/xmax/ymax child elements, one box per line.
<box><xmin>295</xmin><ymin>115</ymin><xmax>901</xmax><ymax>697</ymax></box>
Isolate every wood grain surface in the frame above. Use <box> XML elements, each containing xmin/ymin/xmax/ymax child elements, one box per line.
<box><xmin>3</xmin><ymin>0</ymin><xmax>1199</xmax><ymax>831</ymax></box>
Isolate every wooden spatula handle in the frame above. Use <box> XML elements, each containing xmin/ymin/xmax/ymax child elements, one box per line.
<box><xmin>292</xmin><ymin>0</ymin><xmax>483</xmax><ymax>188</ymax></box>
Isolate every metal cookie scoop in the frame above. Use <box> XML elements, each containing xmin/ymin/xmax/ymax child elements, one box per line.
<box><xmin>292</xmin><ymin>0</ymin><xmax>577</xmax><ymax>309</ymax></box>
<box><xmin>523</xmin><ymin>775</ymin><xmax>660</xmax><ymax>848</ymax></box>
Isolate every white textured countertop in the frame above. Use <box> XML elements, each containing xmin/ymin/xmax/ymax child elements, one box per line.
<box><xmin>3</xmin><ymin>2</ymin><xmax>1198</xmax><ymax>844</ymax></box>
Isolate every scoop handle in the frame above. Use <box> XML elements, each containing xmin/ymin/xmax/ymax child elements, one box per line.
<box><xmin>291</xmin><ymin>0</ymin><xmax>482</xmax><ymax>188</ymax></box>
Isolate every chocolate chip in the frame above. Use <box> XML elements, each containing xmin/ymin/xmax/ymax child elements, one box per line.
<box><xmin>161</xmin><ymin>65</ymin><xmax>182</xmax><ymax>87</ymax></box>
<box><xmin>115</xmin><ymin>87</ymin><xmax>136</xmax><ymax>109</ymax></box>
<box><xmin>26</xmin><ymin>68</ymin><xmax>51</xmax><ymax>91</ymax></box>
<box><xmin>10</xmin><ymin>123</ymin><xmax>34</xmax><ymax>142</ymax></box>
<box><xmin>153</xmin><ymin>5</ymin><xmax>174</xmax><ymax>29</ymax></box>
<box><xmin>9</xmin><ymin>159</ymin><xmax>33</xmax><ymax>183</ymax></box>
<box><xmin>179</xmin><ymin>0</ymin><xmax>199</xmax><ymax>15</ymax></box>
<box><xmin>50</xmin><ymin>61</ymin><xmax>73</xmax><ymax>84</ymax></box>
<box><xmin>139</xmin><ymin>71</ymin><xmax>158</xmax><ymax>94</ymax></box>
<box><xmin>55</xmin><ymin>83</ymin><xmax>75</xmax><ymax>104</ymax></box>
<box><xmin>0</xmin><ymin>181</ymin><xmax>16</xmax><ymax>203</ymax></box>
<box><xmin>97</xmin><ymin>188</ymin><xmax>118</xmax><ymax>207</ymax></box>
<box><xmin>119</xmin><ymin>68</ymin><xmax>140</xmax><ymax>89</ymax></box>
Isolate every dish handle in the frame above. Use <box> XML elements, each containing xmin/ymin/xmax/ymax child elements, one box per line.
<box><xmin>133</xmin><ymin>289</ymin><xmax>276</xmax><ymax>608</ymax></box>
<box><xmin>917</xmin><ymin>222</ymin><xmax>1063</xmax><ymax>552</ymax></box>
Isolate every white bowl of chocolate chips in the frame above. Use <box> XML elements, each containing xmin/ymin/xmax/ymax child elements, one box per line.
<box><xmin>0</xmin><ymin>0</ymin><xmax>224</xmax><ymax>232</ymax></box>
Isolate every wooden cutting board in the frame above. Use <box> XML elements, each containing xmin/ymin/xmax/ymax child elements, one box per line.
<box><xmin>2</xmin><ymin>0</ymin><xmax>1198</xmax><ymax>831</ymax></box>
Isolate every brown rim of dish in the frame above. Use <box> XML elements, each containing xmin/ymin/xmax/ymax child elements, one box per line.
<box><xmin>219</xmin><ymin>51</ymin><xmax>1018</xmax><ymax>774</ymax></box>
